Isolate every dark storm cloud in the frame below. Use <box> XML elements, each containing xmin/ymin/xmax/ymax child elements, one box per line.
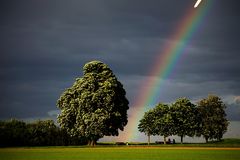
<box><xmin>0</xmin><ymin>0</ymin><xmax>240</xmax><ymax>121</ymax></box>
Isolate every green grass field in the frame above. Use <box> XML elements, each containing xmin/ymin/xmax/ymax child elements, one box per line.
<box><xmin>0</xmin><ymin>147</ymin><xmax>240</xmax><ymax>160</ymax></box>
<box><xmin>1</xmin><ymin>139</ymin><xmax>240</xmax><ymax>160</ymax></box>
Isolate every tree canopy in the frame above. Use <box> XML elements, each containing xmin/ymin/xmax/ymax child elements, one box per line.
<box><xmin>138</xmin><ymin>103</ymin><xmax>173</xmax><ymax>144</ymax></box>
<box><xmin>0</xmin><ymin>119</ymin><xmax>86</xmax><ymax>147</ymax></box>
<box><xmin>138</xmin><ymin>96</ymin><xmax>228</xmax><ymax>144</ymax></box>
<box><xmin>197</xmin><ymin>95</ymin><xmax>229</xmax><ymax>142</ymax></box>
<box><xmin>171</xmin><ymin>98</ymin><xmax>198</xmax><ymax>143</ymax></box>
<box><xmin>57</xmin><ymin>61</ymin><xmax>129</xmax><ymax>145</ymax></box>
<box><xmin>138</xmin><ymin>109</ymin><xmax>156</xmax><ymax>145</ymax></box>
<box><xmin>153</xmin><ymin>103</ymin><xmax>173</xmax><ymax>144</ymax></box>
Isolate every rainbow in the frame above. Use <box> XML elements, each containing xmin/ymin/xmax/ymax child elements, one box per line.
<box><xmin>124</xmin><ymin>1</ymin><xmax>213</xmax><ymax>142</ymax></box>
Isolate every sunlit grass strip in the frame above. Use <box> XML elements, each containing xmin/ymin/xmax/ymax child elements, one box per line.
<box><xmin>0</xmin><ymin>147</ymin><xmax>240</xmax><ymax>160</ymax></box>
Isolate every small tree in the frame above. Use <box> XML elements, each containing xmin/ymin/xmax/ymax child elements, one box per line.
<box><xmin>57</xmin><ymin>61</ymin><xmax>129</xmax><ymax>146</ymax></box>
<box><xmin>138</xmin><ymin>103</ymin><xmax>173</xmax><ymax>145</ymax></box>
<box><xmin>170</xmin><ymin>98</ymin><xmax>198</xmax><ymax>144</ymax></box>
<box><xmin>153</xmin><ymin>103</ymin><xmax>173</xmax><ymax>144</ymax></box>
<box><xmin>197</xmin><ymin>95</ymin><xmax>228</xmax><ymax>142</ymax></box>
<box><xmin>138</xmin><ymin>109</ymin><xmax>155</xmax><ymax>145</ymax></box>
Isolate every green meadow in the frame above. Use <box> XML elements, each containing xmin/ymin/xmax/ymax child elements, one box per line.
<box><xmin>1</xmin><ymin>147</ymin><xmax>240</xmax><ymax>160</ymax></box>
<box><xmin>1</xmin><ymin>139</ymin><xmax>240</xmax><ymax>160</ymax></box>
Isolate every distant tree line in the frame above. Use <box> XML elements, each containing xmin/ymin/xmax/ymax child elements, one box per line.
<box><xmin>0</xmin><ymin>119</ymin><xmax>87</xmax><ymax>147</ymax></box>
<box><xmin>138</xmin><ymin>95</ymin><xmax>229</xmax><ymax>144</ymax></box>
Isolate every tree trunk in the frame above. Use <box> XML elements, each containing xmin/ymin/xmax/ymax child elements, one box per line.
<box><xmin>205</xmin><ymin>137</ymin><xmax>208</xmax><ymax>143</ymax></box>
<box><xmin>88</xmin><ymin>140</ymin><xmax>96</xmax><ymax>147</ymax></box>
<box><xmin>181</xmin><ymin>136</ymin><xmax>183</xmax><ymax>144</ymax></box>
<box><xmin>147</xmin><ymin>133</ymin><xmax>150</xmax><ymax>145</ymax></box>
<box><xmin>91</xmin><ymin>140</ymin><xmax>96</xmax><ymax>146</ymax></box>
<box><xmin>164</xmin><ymin>136</ymin><xmax>166</xmax><ymax>145</ymax></box>
<box><xmin>88</xmin><ymin>140</ymin><xmax>91</xmax><ymax>146</ymax></box>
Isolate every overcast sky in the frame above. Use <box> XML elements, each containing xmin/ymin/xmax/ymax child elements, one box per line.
<box><xmin>1</xmin><ymin>0</ymin><xmax>240</xmax><ymax>141</ymax></box>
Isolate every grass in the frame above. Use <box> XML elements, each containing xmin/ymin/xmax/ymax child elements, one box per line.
<box><xmin>0</xmin><ymin>139</ymin><xmax>240</xmax><ymax>160</ymax></box>
<box><xmin>206</xmin><ymin>138</ymin><xmax>240</xmax><ymax>146</ymax></box>
<box><xmin>98</xmin><ymin>138</ymin><xmax>240</xmax><ymax>147</ymax></box>
<box><xmin>0</xmin><ymin>147</ymin><xmax>240</xmax><ymax>160</ymax></box>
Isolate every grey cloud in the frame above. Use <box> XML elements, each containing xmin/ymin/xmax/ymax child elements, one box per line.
<box><xmin>223</xmin><ymin>96</ymin><xmax>240</xmax><ymax>121</ymax></box>
<box><xmin>235</xmin><ymin>96</ymin><xmax>240</xmax><ymax>105</ymax></box>
<box><xmin>0</xmin><ymin>0</ymin><xmax>240</xmax><ymax>122</ymax></box>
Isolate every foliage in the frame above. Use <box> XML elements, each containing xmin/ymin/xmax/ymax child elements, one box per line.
<box><xmin>57</xmin><ymin>61</ymin><xmax>129</xmax><ymax>145</ymax></box>
<box><xmin>197</xmin><ymin>95</ymin><xmax>229</xmax><ymax>142</ymax></box>
<box><xmin>0</xmin><ymin>119</ymin><xmax>27</xmax><ymax>146</ymax></box>
<box><xmin>27</xmin><ymin>120</ymin><xmax>58</xmax><ymax>146</ymax></box>
<box><xmin>153</xmin><ymin>103</ymin><xmax>174</xmax><ymax>144</ymax></box>
<box><xmin>170</xmin><ymin>98</ymin><xmax>198</xmax><ymax>143</ymax></box>
<box><xmin>0</xmin><ymin>119</ymin><xmax>87</xmax><ymax>147</ymax></box>
<box><xmin>139</xmin><ymin>95</ymin><xmax>229</xmax><ymax>144</ymax></box>
<box><xmin>138</xmin><ymin>109</ymin><xmax>156</xmax><ymax>144</ymax></box>
<box><xmin>138</xmin><ymin>103</ymin><xmax>173</xmax><ymax>144</ymax></box>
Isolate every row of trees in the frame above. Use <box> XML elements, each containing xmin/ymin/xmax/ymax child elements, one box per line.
<box><xmin>138</xmin><ymin>95</ymin><xmax>229</xmax><ymax>144</ymax></box>
<box><xmin>1</xmin><ymin>61</ymin><xmax>229</xmax><ymax>146</ymax></box>
<box><xmin>0</xmin><ymin>119</ymin><xmax>87</xmax><ymax>147</ymax></box>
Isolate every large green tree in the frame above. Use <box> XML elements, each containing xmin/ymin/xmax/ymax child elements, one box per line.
<box><xmin>57</xmin><ymin>61</ymin><xmax>129</xmax><ymax>145</ymax></box>
<box><xmin>153</xmin><ymin>103</ymin><xmax>173</xmax><ymax>144</ymax></box>
<box><xmin>138</xmin><ymin>109</ymin><xmax>156</xmax><ymax>145</ymax></box>
<box><xmin>170</xmin><ymin>98</ymin><xmax>198</xmax><ymax>143</ymax></box>
<box><xmin>197</xmin><ymin>95</ymin><xmax>228</xmax><ymax>142</ymax></box>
